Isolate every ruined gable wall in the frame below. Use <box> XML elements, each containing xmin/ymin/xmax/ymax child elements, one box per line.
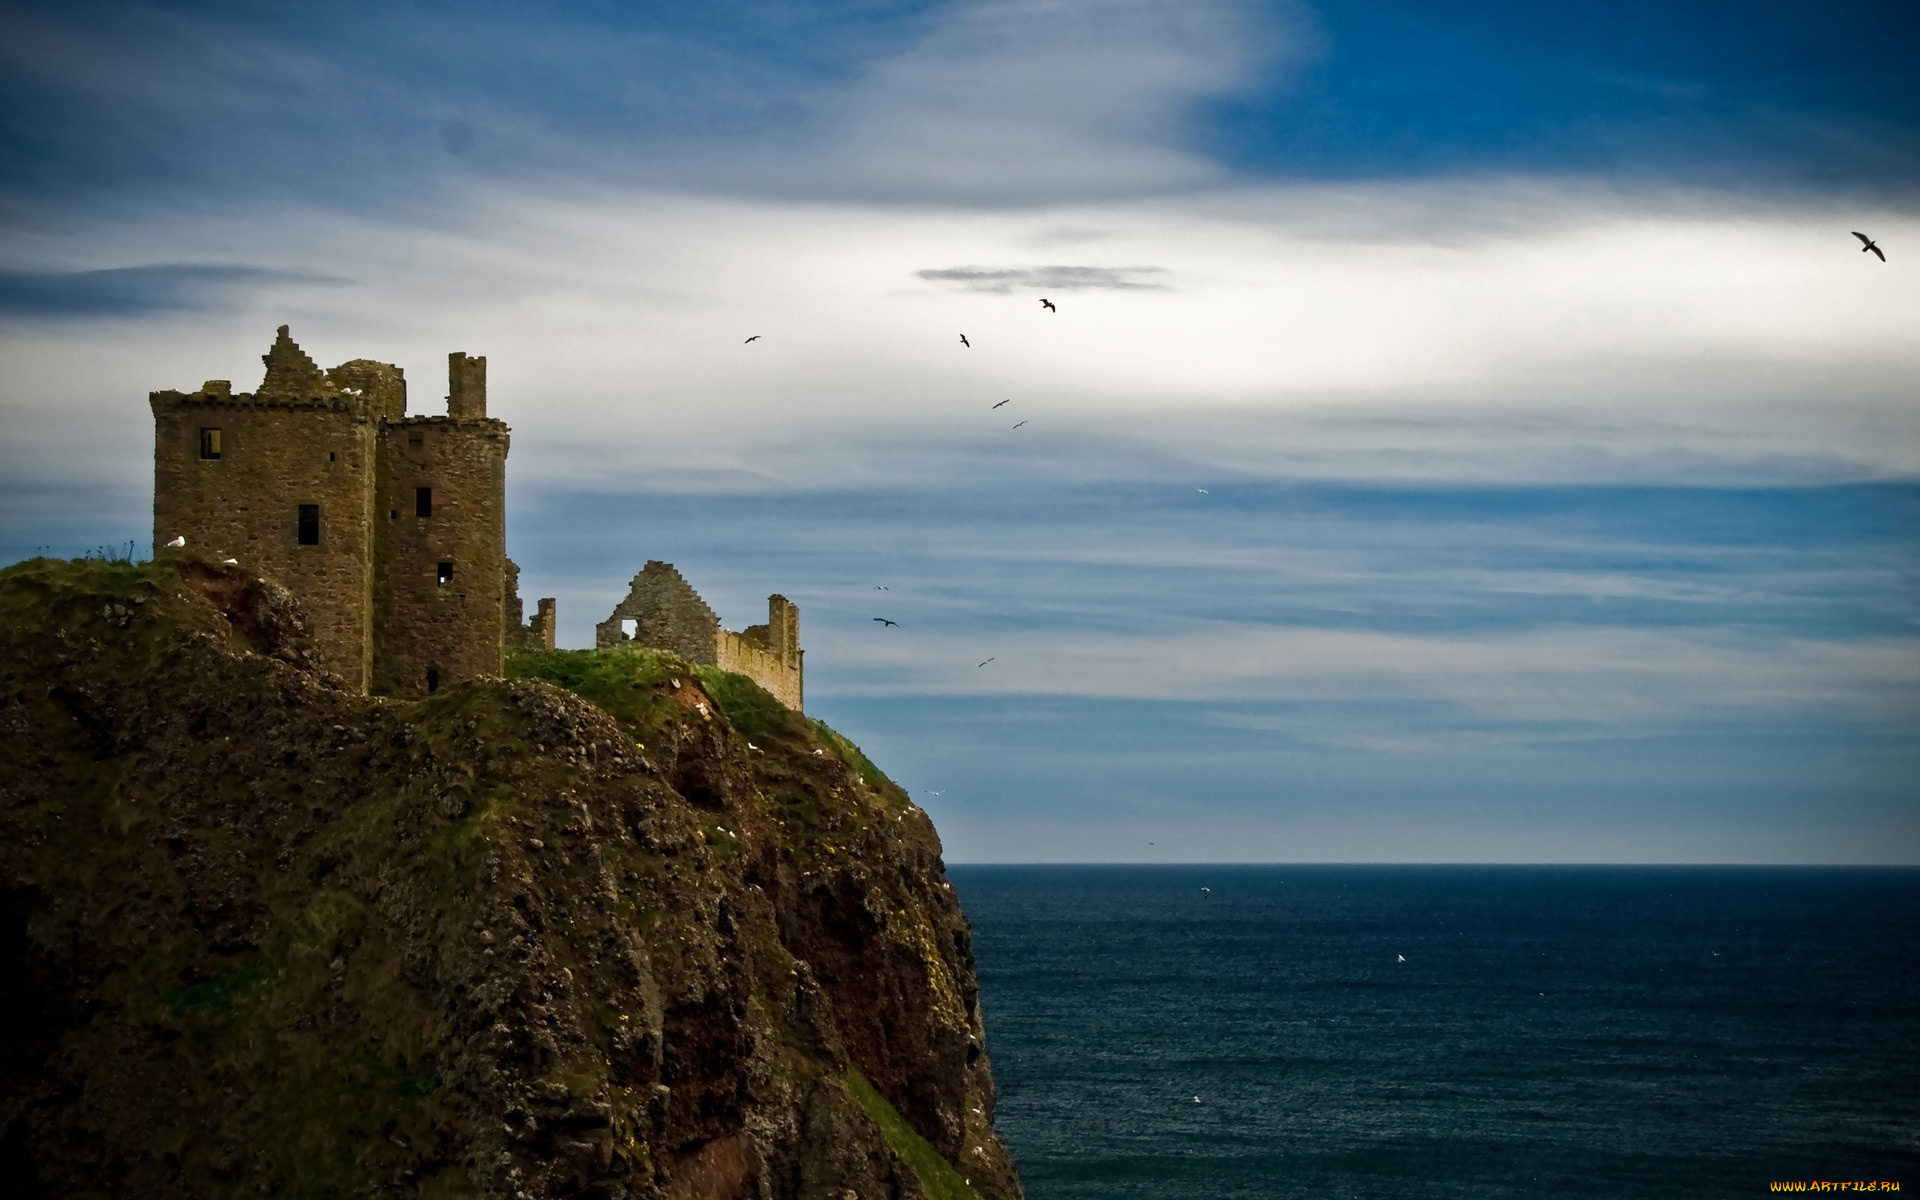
<box><xmin>371</xmin><ymin>415</ymin><xmax>510</xmax><ymax>696</ymax></box>
<box><xmin>595</xmin><ymin>561</ymin><xmax>720</xmax><ymax>662</ymax></box>
<box><xmin>151</xmin><ymin>387</ymin><xmax>378</xmax><ymax>692</ymax></box>
<box><xmin>602</xmin><ymin>573</ymin><xmax>804</xmax><ymax>711</ymax></box>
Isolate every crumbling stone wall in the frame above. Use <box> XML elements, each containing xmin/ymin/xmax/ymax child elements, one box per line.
<box><xmin>599</xmin><ymin>565</ymin><xmax>803</xmax><ymax>711</ymax></box>
<box><xmin>720</xmin><ymin>594</ymin><xmax>803</xmax><ymax>710</ymax></box>
<box><xmin>505</xmin><ymin>559</ymin><xmax>557</xmax><ymax>651</ymax></box>
<box><xmin>151</xmin><ymin>327</ymin><xmax>516</xmax><ymax>698</ymax></box>
<box><xmin>596</xmin><ymin>561</ymin><xmax>720</xmax><ymax>662</ymax></box>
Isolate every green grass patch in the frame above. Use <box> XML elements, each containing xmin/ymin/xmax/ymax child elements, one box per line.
<box><xmin>846</xmin><ymin>1068</ymin><xmax>980</xmax><ymax>1200</ymax></box>
<box><xmin>505</xmin><ymin>645</ymin><xmax>693</xmax><ymax>741</ymax></box>
<box><xmin>691</xmin><ymin>665</ymin><xmax>812</xmax><ymax>745</ymax></box>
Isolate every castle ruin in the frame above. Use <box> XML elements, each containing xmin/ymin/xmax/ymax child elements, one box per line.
<box><xmin>151</xmin><ymin>326</ymin><xmax>554</xmax><ymax>696</ymax></box>
<box><xmin>596</xmin><ymin>561</ymin><xmax>803</xmax><ymax>712</ymax></box>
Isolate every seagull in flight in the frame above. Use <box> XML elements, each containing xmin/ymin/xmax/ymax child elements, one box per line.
<box><xmin>1196</xmin><ymin>489</ymin><xmax>1209</xmax><ymax>494</ymax></box>
<box><xmin>744</xmin><ymin>335</ymin><xmax>761</xmax><ymax>343</ymax></box>
<box><xmin>928</xmin><ymin>790</ymin><xmax>944</xmax><ymax>796</ymax></box>
<box><xmin>977</xmin><ymin>657</ymin><xmax>995</xmax><ymax>667</ymax></box>
<box><xmin>1854</xmin><ymin>232</ymin><xmax>1886</xmax><ymax>262</ymax></box>
<box><xmin>874</xmin><ymin>585</ymin><xmax>889</xmax><ymax>590</ymax></box>
<box><xmin>873</xmin><ymin>617</ymin><xmax>899</xmax><ymax>627</ymax></box>
<box><xmin>1201</xmin><ymin>887</ymin><xmax>1211</xmax><ymax>896</ymax></box>
<box><xmin>959</xmin><ymin>333</ymin><xmax>971</xmax><ymax>348</ymax></box>
<box><xmin>992</xmin><ymin>398</ymin><xmax>1011</xmax><ymax>409</ymax></box>
<box><xmin>1011</xmin><ymin>420</ymin><xmax>1028</xmax><ymax>429</ymax></box>
<box><xmin>1039</xmin><ymin>298</ymin><xmax>1056</xmax><ymax>312</ymax></box>
<box><xmin>1397</xmin><ymin>954</ymin><xmax>1406</xmax><ymax>963</ymax></box>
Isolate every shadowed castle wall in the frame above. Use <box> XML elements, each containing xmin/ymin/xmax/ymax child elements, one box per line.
<box><xmin>371</xmin><ymin>410</ymin><xmax>509</xmax><ymax>696</ymax></box>
<box><xmin>152</xmin><ymin>331</ymin><xmax>516</xmax><ymax>698</ymax></box>
<box><xmin>505</xmin><ymin>560</ymin><xmax>558</xmax><ymax>651</ymax></box>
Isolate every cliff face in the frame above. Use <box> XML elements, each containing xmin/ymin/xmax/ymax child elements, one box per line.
<box><xmin>0</xmin><ymin>558</ymin><xmax>1022</xmax><ymax>1200</ymax></box>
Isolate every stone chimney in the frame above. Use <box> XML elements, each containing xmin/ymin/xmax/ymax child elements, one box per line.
<box><xmin>448</xmin><ymin>352</ymin><xmax>487</xmax><ymax>419</ymax></box>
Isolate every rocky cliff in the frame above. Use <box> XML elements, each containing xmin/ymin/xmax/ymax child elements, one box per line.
<box><xmin>0</xmin><ymin>557</ymin><xmax>1022</xmax><ymax>1200</ymax></box>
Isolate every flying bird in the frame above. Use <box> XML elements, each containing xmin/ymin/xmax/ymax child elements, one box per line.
<box><xmin>992</xmin><ymin>398</ymin><xmax>1011</xmax><ymax>409</ymax></box>
<box><xmin>1011</xmin><ymin>420</ymin><xmax>1028</xmax><ymax>429</ymax></box>
<box><xmin>1853</xmin><ymin>232</ymin><xmax>1886</xmax><ymax>262</ymax></box>
<box><xmin>1196</xmin><ymin>489</ymin><xmax>1209</xmax><ymax>494</ymax></box>
<box><xmin>928</xmin><ymin>790</ymin><xmax>944</xmax><ymax>796</ymax></box>
<box><xmin>959</xmin><ymin>333</ymin><xmax>971</xmax><ymax>348</ymax></box>
<box><xmin>1397</xmin><ymin>954</ymin><xmax>1406</xmax><ymax>963</ymax></box>
<box><xmin>1039</xmin><ymin>298</ymin><xmax>1056</xmax><ymax>312</ymax></box>
<box><xmin>1201</xmin><ymin>887</ymin><xmax>1211</xmax><ymax>896</ymax></box>
<box><xmin>744</xmin><ymin>335</ymin><xmax>761</xmax><ymax>343</ymax></box>
<box><xmin>977</xmin><ymin>657</ymin><xmax>995</xmax><ymax>667</ymax></box>
<box><xmin>165</xmin><ymin>535</ymin><xmax>186</xmax><ymax>548</ymax></box>
<box><xmin>873</xmin><ymin>617</ymin><xmax>899</xmax><ymax>627</ymax></box>
<box><xmin>873</xmin><ymin>585</ymin><xmax>889</xmax><ymax>590</ymax></box>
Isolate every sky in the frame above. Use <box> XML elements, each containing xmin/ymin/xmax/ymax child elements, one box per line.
<box><xmin>1</xmin><ymin>0</ymin><xmax>1915</xmax><ymax>862</ymax></box>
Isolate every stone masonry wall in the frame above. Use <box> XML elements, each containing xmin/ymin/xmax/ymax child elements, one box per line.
<box><xmin>600</xmin><ymin>566</ymin><xmax>804</xmax><ymax>711</ymax></box>
<box><xmin>595</xmin><ymin>561</ymin><xmax>720</xmax><ymax>662</ymax></box>
<box><xmin>372</xmin><ymin>414</ymin><xmax>509</xmax><ymax>696</ymax></box>
<box><xmin>151</xmin><ymin>386</ymin><xmax>378</xmax><ymax>692</ymax></box>
<box><xmin>504</xmin><ymin>559</ymin><xmax>557</xmax><ymax>651</ymax></box>
<box><xmin>152</xmin><ymin>327</ymin><xmax>516</xmax><ymax>699</ymax></box>
<box><xmin>716</xmin><ymin>628</ymin><xmax>803</xmax><ymax>711</ymax></box>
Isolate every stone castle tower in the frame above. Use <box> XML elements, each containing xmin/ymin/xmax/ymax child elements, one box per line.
<box><xmin>150</xmin><ymin>326</ymin><xmax>553</xmax><ymax>696</ymax></box>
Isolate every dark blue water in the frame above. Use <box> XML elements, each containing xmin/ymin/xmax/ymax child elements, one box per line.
<box><xmin>950</xmin><ymin>866</ymin><xmax>1919</xmax><ymax>1199</ymax></box>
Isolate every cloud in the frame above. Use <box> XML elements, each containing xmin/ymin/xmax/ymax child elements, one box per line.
<box><xmin>795</xmin><ymin>0</ymin><xmax>1291</xmax><ymax>200</ymax></box>
<box><xmin>915</xmin><ymin>264</ymin><xmax>1169</xmax><ymax>293</ymax></box>
<box><xmin>809</xmin><ymin>620</ymin><xmax>1920</xmax><ymax>722</ymax></box>
<box><xmin>0</xmin><ymin>263</ymin><xmax>348</xmax><ymax>318</ymax></box>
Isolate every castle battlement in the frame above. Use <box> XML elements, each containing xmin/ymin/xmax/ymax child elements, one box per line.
<box><xmin>150</xmin><ymin>326</ymin><xmax>552</xmax><ymax>696</ymax></box>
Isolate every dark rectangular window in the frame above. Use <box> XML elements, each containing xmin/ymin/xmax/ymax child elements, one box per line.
<box><xmin>199</xmin><ymin>428</ymin><xmax>222</xmax><ymax>459</ymax></box>
<box><xmin>416</xmin><ymin>486</ymin><xmax>432</xmax><ymax>517</ymax></box>
<box><xmin>437</xmin><ymin>561</ymin><xmax>453</xmax><ymax>586</ymax></box>
<box><xmin>297</xmin><ymin>504</ymin><xmax>320</xmax><ymax>546</ymax></box>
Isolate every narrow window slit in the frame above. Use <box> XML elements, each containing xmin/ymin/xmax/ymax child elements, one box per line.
<box><xmin>416</xmin><ymin>487</ymin><xmax>432</xmax><ymax>517</ymax></box>
<box><xmin>297</xmin><ymin>504</ymin><xmax>319</xmax><ymax>546</ymax></box>
<box><xmin>437</xmin><ymin>561</ymin><xmax>453</xmax><ymax>586</ymax></box>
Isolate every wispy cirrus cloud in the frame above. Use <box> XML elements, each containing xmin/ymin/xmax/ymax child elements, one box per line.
<box><xmin>0</xmin><ymin>263</ymin><xmax>348</xmax><ymax>318</ymax></box>
<box><xmin>915</xmin><ymin>264</ymin><xmax>1170</xmax><ymax>292</ymax></box>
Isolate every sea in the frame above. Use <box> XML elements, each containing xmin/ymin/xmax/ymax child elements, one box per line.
<box><xmin>948</xmin><ymin>865</ymin><xmax>1919</xmax><ymax>1199</ymax></box>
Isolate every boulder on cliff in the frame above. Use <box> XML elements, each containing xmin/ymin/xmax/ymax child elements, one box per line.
<box><xmin>0</xmin><ymin>556</ymin><xmax>1022</xmax><ymax>1200</ymax></box>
